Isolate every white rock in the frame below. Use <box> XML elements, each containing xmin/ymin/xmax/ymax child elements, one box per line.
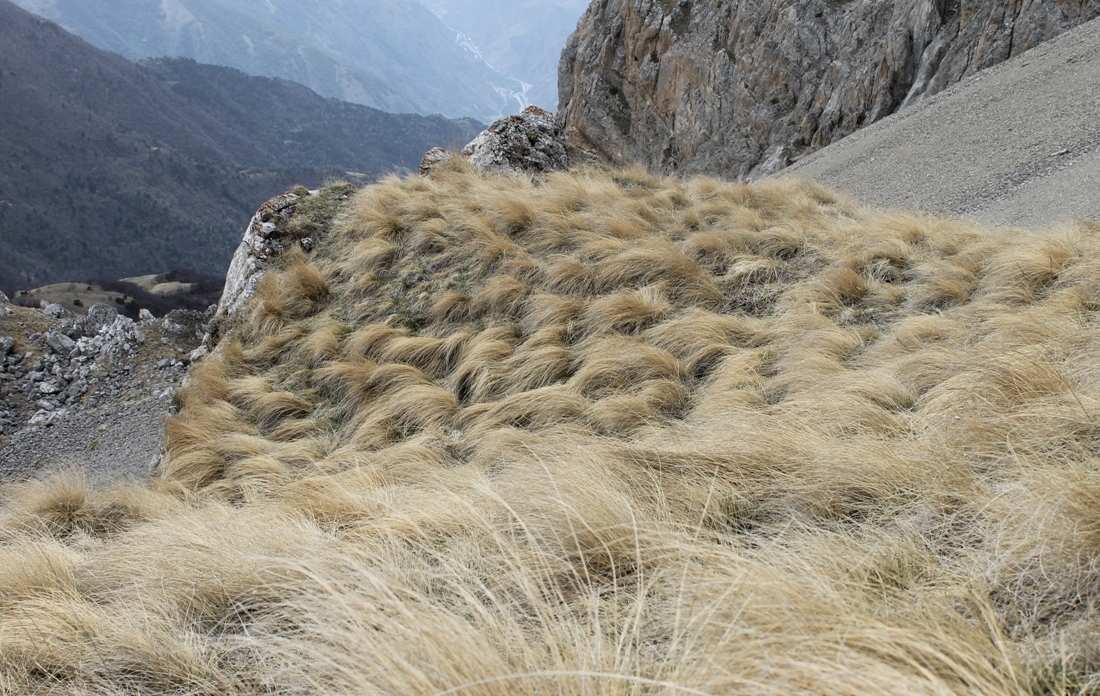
<box><xmin>218</xmin><ymin>191</ymin><xmax>303</xmax><ymax>319</ymax></box>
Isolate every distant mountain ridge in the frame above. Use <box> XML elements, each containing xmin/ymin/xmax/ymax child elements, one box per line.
<box><xmin>423</xmin><ymin>0</ymin><xmax>589</xmax><ymax>112</ymax></box>
<box><xmin>0</xmin><ymin>0</ymin><xmax>482</xmax><ymax>290</ymax></box>
<box><xmin>11</xmin><ymin>0</ymin><xmax>524</xmax><ymax>122</ymax></box>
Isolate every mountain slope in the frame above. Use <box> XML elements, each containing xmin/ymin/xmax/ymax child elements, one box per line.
<box><xmin>0</xmin><ymin>0</ymin><xmax>481</xmax><ymax>290</ymax></box>
<box><xmin>782</xmin><ymin>17</ymin><xmax>1100</xmax><ymax>231</ymax></box>
<box><xmin>5</xmin><ymin>162</ymin><xmax>1100</xmax><ymax>692</ymax></box>
<box><xmin>12</xmin><ymin>0</ymin><xmax>523</xmax><ymax>121</ymax></box>
<box><xmin>559</xmin><ymin>0</ymin><xmax>1100</xmax><ymax>178</ymax></box>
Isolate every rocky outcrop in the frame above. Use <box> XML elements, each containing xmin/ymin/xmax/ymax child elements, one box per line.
<box><xmin>462</xmin><ymin>106</ymin><xmax>570</xmax><ymax>175</ymax></box>
<box><xmin>0</xmin><ymin>300</ymin><xmax>205</xmax><ymax>459</ymax></box>
<box><xmin>558</xmin><ymin>0</ymin><xmax>1100</xmax><ymax>179</ymax></box>
<box><xmin>217</xmin><ymin>192</ymin><xmax>305</xmax><ymax>320</ymax></box>
<box><xmin>421</xmin><ymin>106</ymin><xmax>583</xmax><ymax>177</ymax></box>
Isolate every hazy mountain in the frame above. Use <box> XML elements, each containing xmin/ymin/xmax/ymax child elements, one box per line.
<box><xmin>0</xmin><ymin>0</ymin><xmax>482</xmax><ymax>290</ymax></box>
<box><xmin>11</xmin><ymin>0</ymin><xmax>525</xmax><ymax>122</ymax></box>
<box><xmin>422</xmin><ymin>0</ymin><xmax>588</xmax><ymax>111</ymax></box>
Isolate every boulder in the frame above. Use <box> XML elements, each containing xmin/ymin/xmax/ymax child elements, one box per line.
<box><xmin>40</xmin><ymin>302</ymin><xmax>69</xmax><ymax>319</ymax></box>
<box><xmin>461</xmin><ymin>106</ymin><xmax>569</xmax><ymax>176</ymax></box>
<box><xmin>83</xmin><ymin>304</ymin><xmax>119</xmax><ymax>336</ymax></box>
<box><xmin>420</xmin><ymin>147</ymin><xmax>452</xmax><ymax>176</ymax></box>
<box><xmin>0</xmin><ymin>290</ymin><xmax>8</xmax><ymax>304</ymax></box>
<box><xmin>44</xmin><ymin>332</ymin><xmax>77</xmax><ymax>356</ymax></box>
<box><xmin>0</xmin><ymin>337</ymin><xmax>13</xmax><ymax>356</ymax></box>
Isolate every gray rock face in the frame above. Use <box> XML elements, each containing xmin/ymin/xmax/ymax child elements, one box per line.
<box><xmin>461</xmin><ymin>105</ymin><xmax>570</xmax><ymax>176</ymax></box>
<box><xmin>558</xmin><ymin>0</ymin><xmax>1100</xmax><ymax>178</ymax></box>
<box><xmin>217</xmin><ymin>192</ymin><xmax>302</xmax><ymax>320</ymax></box>
<box><xmin>0</xmin><ymin>291</ymin><xmax>9</xmax><ymax>304</ymax></box>
<box><xmin>39</xmin><ymin>302</ymin><xmax>69</xmax><ymax>319</ymax></box>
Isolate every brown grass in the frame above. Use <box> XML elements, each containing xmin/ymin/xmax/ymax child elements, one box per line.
<box><xmin>4</xmin><ymin>166</ymin><xmax>1100</xmax><ymax>694</ymax></box>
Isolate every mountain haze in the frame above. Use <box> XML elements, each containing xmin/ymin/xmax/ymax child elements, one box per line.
<box><xmin>0</xmin><ymin>0</ymin><xmax>481</xmax><ymax>290</ymax></box>
<box><xmin>423</xmin><ymin>0</ymin><xmax>588</xmax><ymax>111</ymax></box>
<box><xmin>11</xmin><ymin>0</ymin><xmax>523</xmax><ymax>122</ymax></box>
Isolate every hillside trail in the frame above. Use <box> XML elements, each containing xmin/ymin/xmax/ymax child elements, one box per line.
<box><xmin>782</xmin><ymin>17</ymin><xmax>1100</xmax><ymax>231</ymax></box>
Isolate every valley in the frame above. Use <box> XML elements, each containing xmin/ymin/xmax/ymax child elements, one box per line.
<box><xmin>0</xmin><ymin>0</ymin><xmax>481</xmax><ymax>291</ymax></box>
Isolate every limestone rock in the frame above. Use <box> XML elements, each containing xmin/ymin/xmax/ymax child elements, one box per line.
<box><xmin>83</xmin><ymin>304</ymin><xmax>119</xmax><ymax>336</ymax></box>
<box><xmin>45</xmin><ymin>332</ymin><xmax>76</xmax><ymax>356</ymax></box>
<box><xmin>460</xmin><ymin>106</ymin><xmax>570</xmax><ymax>176</ymax></box>
<box><xmin>217</xmin><ymin>191</ymin><xmax>302</xmax><ymax>319</ymax></box>
<box><xmin>0</xmin><ymin>291</ymin><xmax>8</xmax><ymax>304</ymax></box>
<box><xmin>558</xmin><ymin>0</ymin><xmax>1100</xmax><ymax>178</ymax></box>
<box><xmin>40</xmin><ymin>302</ymin><xmax>69</xmax><ymax>319</ymax></box>
<box><xmin>0</xmin><ymin>337</ymin><xmax>13</xmax><ymax>356</ymax></box>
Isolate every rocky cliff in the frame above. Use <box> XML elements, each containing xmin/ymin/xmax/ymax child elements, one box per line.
<box><xmin>558</xmin><ymin>0</ymin><xmax>1100</xmax><ymax>178</ymax></box>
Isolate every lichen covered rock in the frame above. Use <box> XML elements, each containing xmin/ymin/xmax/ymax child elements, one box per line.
<box><xmin>460</xmin><ymin>105</ymin><xmax>570</xmax><ymax>176</ymax></box>
<box><xmin>420</xmin><ymin>146</ymin><xmax>452</xmax><ymax>176</ymax></box>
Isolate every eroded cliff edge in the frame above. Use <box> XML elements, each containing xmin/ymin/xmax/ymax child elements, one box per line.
<box><xmin>558</xmin><ymin>0</ymin><xmax>1100</xmax><ymax>178</ymax></box>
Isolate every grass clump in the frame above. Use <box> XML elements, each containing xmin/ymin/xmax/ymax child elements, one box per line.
<box><xmin>4</xmin><ymin>164</ymin><xmax>1100</xmax><ymax>693</ymax></box>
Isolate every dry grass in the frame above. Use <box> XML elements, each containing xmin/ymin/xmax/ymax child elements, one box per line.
<box><xmin>4</xmin><ymin>163</ymin><xmax>1100</xmax><ymax>694</ymax></box>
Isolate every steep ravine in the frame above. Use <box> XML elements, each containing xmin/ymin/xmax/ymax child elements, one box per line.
<box><xmin>558</xmin><ymin>0</ymin><xmax>1100</xmax><ymax>178</ymax></box>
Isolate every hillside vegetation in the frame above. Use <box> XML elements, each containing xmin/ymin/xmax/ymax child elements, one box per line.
<box><xmin>3</xmin><ymin>162</ymin><xmax>1100</xmax><ymax>693</ymax></box>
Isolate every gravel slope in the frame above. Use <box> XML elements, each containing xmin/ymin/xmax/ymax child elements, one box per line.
<box><xmin>0</xmin><ymin>302</ymin><xmax>204</xmax><ymax>484</ymax></box>
<box><xmin>781</xmin><ymin>17</ymin><xmax>1100</xmax><ymax>231</ymax></box>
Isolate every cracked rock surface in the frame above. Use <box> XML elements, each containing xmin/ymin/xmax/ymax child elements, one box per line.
<box><xmin>559</xmin><ymin>0</ymin><xmax>1100</xmax><ymax>179</ymax></box>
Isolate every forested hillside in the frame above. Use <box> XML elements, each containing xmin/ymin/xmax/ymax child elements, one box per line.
<box><xmin>0</xmin><ymin>0</ymin><xmax>481</xmax><ymax>290</ymax></box>
<box><xmin>10</xmin><ymin>0</ymin><xmax>521</xmax><ymax>121</ymax></box>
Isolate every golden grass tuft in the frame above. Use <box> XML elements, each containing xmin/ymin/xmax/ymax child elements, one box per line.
<box><xmin>5</xmin><ymin>167</ymin><xmax>1100</xmax><ymax>693</ymax></box>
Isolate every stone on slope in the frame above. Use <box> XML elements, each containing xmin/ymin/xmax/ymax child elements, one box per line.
<box><xmin>421</xmin><ymin>106</ymin><xmax>574</xmax><ymax>177</ymax></box>
<box><xmin>83</xmin><ymin>304</ymin><xmax>119</xmax><ymax>336</ymax></box>
<box><xmin>420</xmin><ymin>147</ymin><xmax>452</xmax><ymax>176</ymax></box>
<box><xmin>45</xmin><ymin>331</ymin><xmax>76</xmax><ymax>356</ymax></box>
<box><xmin>558</xmin><ymin>0</ymin><xmax>1100</xmax><ymax>179</ymax></box>
<box><xmin>462</xmin><ymin>106</ymin><xmax>569</xmax><ymax>176</ymax></box>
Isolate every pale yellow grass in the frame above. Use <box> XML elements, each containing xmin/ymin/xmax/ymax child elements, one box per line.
<box><xmin>3</xmin><ymin>159</ymin><xmax>1100</xmax><ymax>694</ymax></box>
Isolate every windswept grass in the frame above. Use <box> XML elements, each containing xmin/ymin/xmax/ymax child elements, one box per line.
<box><xmin>4</xmin><ymin>161</ymin><xmax>1100</xmax><ymax>694</ymax></box>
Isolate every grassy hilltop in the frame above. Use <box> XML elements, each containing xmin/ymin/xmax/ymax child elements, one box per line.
<box><xmin>3</xmin><ymin>161</ymin><xmax>1100</xmax><ymax>693</ymax></box>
